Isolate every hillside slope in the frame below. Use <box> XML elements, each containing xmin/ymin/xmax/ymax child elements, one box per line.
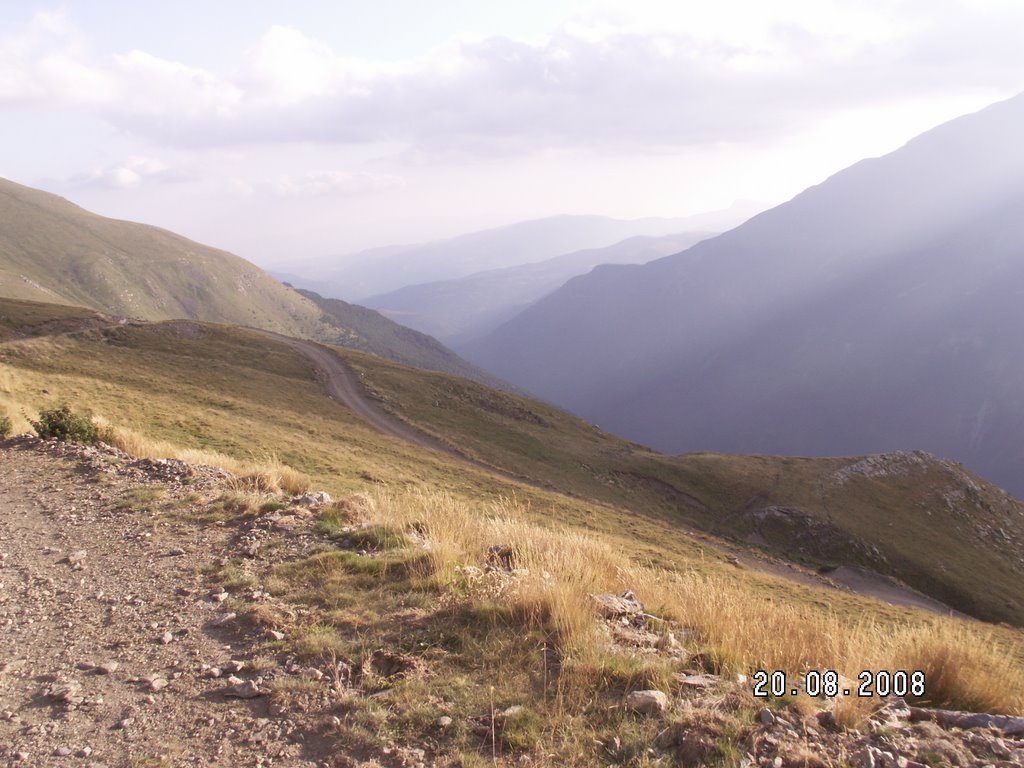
<box><xmin>339</xmin><ymin>347</ymin><xmax>1024</xmax><ymax>625</ymax></box>
<box><xmin>366</xmin><ymin>231</ymin><xmax>713</xmax><ymax>344</ymax></box>
<box><xmin>3</xmin><ymin>296</ymin><xmax>1024</xmax><ymax>625</ymax></box>
<box><xmin>0</xmin><ymin>177</ymin><xmax>493</xmax><ymax>383</ymax></box>
<box><xmin>464</xmin><ymin>91</ymin><xmax>1024</xmax><ymax>496</ymax></box>
<box><xmin>0</xmin><ymin>177</ymin><xmax>328</xmax><ymax>336</ymax></box>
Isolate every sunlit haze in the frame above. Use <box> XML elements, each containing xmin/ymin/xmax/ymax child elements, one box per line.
<box><xmin>2</xmin><ymin>0</ymin><xmax>1021</xmax><ymax>267</ymax></box>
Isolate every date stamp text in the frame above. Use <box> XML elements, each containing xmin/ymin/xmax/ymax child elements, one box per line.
<box><xmin>752</xmin><ymin>670</ymin><xmax>925</xmax><ymax>698</ymax></box>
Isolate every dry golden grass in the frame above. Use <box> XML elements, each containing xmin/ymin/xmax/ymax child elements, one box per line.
<box><xmin>367</xmin><ymin>488</ymin><xmax>1024</xmax><ymax>716</ymax></box>
<box><xmin>101</xmin><ymin>421</ymin><xmax>310</xmax><ymax>495</ymax></box>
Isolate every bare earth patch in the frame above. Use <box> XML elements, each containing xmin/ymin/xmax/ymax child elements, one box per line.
<box><xmin>0</xmin><ymin>437</ymin><xmax>335</xmax><ymax>768</ymax></box>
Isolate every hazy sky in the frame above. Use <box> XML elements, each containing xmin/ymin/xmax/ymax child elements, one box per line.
<box><xmin>2</xmin><ymin>0</ymin><xmax>1021</xmax><ymax>268</ymax></box>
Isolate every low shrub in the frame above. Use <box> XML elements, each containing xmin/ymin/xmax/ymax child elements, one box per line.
<box><xmin>30</xmin><ymin>404</ymin><xmax>109</xmax><ymax>444</ymax></box>
<box><xmin>0</xmin><ymin>413</ymin><xmax>11</xmax><ymax>438</ymax></box>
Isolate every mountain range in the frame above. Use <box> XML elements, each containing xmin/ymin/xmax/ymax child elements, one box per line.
<box><xmin>364</xmin><ymin>231</ymin><xmax>714</xmax><ymax>344</ymax></box>
<box><xmin>463</xmin><ymin>92</ymin><xmax>1024</xmax><ymax>496</ymax></box>
<box><xmin>281</xmin><ymin>206</ymin><xmax>760</xmax><ymax>302</ymax></box>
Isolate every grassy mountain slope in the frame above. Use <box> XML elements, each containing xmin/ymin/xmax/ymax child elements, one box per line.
<box><xmin>3</xmin><ymin>297</ymin><xmax>1023</xmax><ymax>766</ymax></box>
<box><xmin>0</xmin><ymin>177</ymin><xmax>328</xmax><ymax>335</ymax></box>
<box><xmin>0</xmin><ymin>177</ymin><xmax>494</xmax><ymax>384</ymax></box>
<box><xmin>338</xmin><ymin>350</ymin><xmax>1024</xmax><ymax>625</ymax></box>
<box><xmin>463</xmin><ymin>92</ymin><xmax>1024</xmax><ymax>497</ymax></box>
<box><xmin>366</xmin><ymin>231</ymin><xmax>713</xmax><ymax>344</ymax></box>
<box><xmin>2</xmin><ymin>297</ymin><xmax>1021</xmax><ymax>624</ymax></box>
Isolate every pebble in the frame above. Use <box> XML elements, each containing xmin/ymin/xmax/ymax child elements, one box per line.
<box><xmin>149</xmin><ymin>678</ymin><xmax>169</xmax><ymax>691</ymax></box>
<box><xmin>53</xmin><ymin>746</ymin><xmax>72</xmax><ymax>756</ymax></box>
<box><xmin>116</xmin><ymin>717</ymin><xmax>133</xmax><ymax>729</ymax></box>
<box><xmin>436</xmin><ymin>716</ymin><xmax>453</xmax><ymax>729</ymax></box>
<box><xmin>77</xmin><ymin>747</ymin><xmax>93</xmax><ymax>758</ymax></box>
<box><xmin>224</xmin><ymin>680</ymin><xmax>263</xmax><ymax>699</ymax></box>
<box><xmin>159</xmin><ymin>631</ymin><xmax>174</xmax><ymax>645</ymax></box>
<box><xmin>97</xmin><ymin>661</ymin><xmax>119</xmax><ymax>675</ymax></box>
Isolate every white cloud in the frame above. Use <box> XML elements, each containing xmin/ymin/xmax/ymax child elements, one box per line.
<box><xmin>0</xmin><ymin>10</ymin><xmax>114</xmax><ymax>104</ymax></box>
<box><xmin>263</xmin><ymin>170</ymin><xmax>407</xmax><ymax>197</ymax></box>
<box><xmin>1</xmin><ymin>2</ymin><xmax>1022</xmax><ymax>156</ymax></box>
<box><xmin>68</xmin><ymin>156</ymin><xmax>188</xmax><ymax>189</ymax></box>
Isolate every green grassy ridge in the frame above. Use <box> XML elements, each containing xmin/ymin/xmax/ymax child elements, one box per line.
<box><xmin>336</xmin><ymin>347</ymin><xmax>1024</xmax><ymax>625</ymax></box>
<box><xmin>0</xmin><ymin>179</ymin><xmax>484</xmax><ymax>382</ymax></box>
<box><xmin>0</xmin><ymin>178</ymin><xmax>326</xmax><ymax>335</ymax></box>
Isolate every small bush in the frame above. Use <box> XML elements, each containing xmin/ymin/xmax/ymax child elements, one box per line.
<box><xmin>0</xmin><ymin>413</ymin><xmax>11</xmax><ymax>439</ymax></box>
<box><xmin>30</xmin><ymin>404</ymin><xmax>108</xmax><ymax>444</ymax></box>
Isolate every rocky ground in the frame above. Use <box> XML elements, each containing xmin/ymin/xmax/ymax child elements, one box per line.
<box><xmin>0</xmin><ymin>436</ymin><xmax>339</xmax><ymax>768</ymax></box>
<box><xmin>2</xmin><ymin>436</ymin><xmax>1024</xmax><ymax>768</ymax></box>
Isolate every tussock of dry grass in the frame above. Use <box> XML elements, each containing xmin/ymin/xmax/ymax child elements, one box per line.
<box><xmin>367</xmin><ymin>489</ymin><xmax>1024</xmax><ymax>716</ymax></box>
<box><xmin>102</xmin><ymin>422</ymin><xmax>310</xmax><ymax>495</ymax></box>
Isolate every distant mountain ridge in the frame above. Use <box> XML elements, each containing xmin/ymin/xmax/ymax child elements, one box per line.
<box><xmin>286</xmin><ymin>210</ymin><xmax>758</xmax><ymax>302</ymax></box>
<box><xmin>366</xmin><ymin>231</ymin><xmax>715</xmax><ymax>344</ymax></box>
<box><xmin>464</xmin><ymin>92</ymin><xmax>1024</xmax><ymax>496</ymax></box>
<box><xmin>0</xmin><ymin>177</ymin><xmax>490</xmax><ymax>384</ymax></box>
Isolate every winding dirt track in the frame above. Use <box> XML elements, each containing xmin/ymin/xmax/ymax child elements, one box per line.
<box><xmin>266</xmin><ymin>333</ymin><xmax>457</xmax><ymax>454</ymax></box>
<box><xmin>256</xmin><ymin>331</ymin><xmax>537</xmax><ymax>486</ymax></box>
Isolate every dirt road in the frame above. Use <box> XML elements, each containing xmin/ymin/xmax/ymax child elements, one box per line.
<box><xmin>263</xmin><ymin>334</ymin><xmax>456</xmax><ymax>456</ymax></box>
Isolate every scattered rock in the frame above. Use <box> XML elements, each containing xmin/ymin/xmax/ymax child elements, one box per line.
<box><xmin>366</xmin><ymin>649</ymin><xmax>421</xmax><ymax>679</ymax></box>
<box><xmin>677</xmin><ymin>673</ymin><xmax>719</xmax><ymax>690</ymax></box>
<box><xmin>624</xmin><ymin>690</ymin><xmax>669</xmax><ymax>716</ymax></box>
<box><xmin>224</xmin><ymin>680</ymin><xmax>263</xmax><ymax>699</ymax></box>
<box><xmin>758</xmin><ymin>708</ymin><xmax>776</xmax><ymax>726</ymax></box>
<box><xmin>591</xmin><ymin>591</ymin><xmax>645</xmax><ymax>620</ymax></box>
<box><xmin>436</xmin><ymin>716</ymin><xmax>453</xmax><ymax>729</ymax></box>
<box><xmin>63</xmin><ymin>550</ymin><xmax>87</xmax><ymax>567</ymax></box>
<box><xmin>45</xmin><ymin>682</ymin><xmax>83</xmax><ymax>704</ymax></box>
<box><xmin>159</xmin><ymin>631</ymin><xmax>174</xmax><ymax>645</ymax></box>
<box><xmin>291</xmin><ymin>491</ymin><xmax>332</xmax><ymax>507</ymax></box>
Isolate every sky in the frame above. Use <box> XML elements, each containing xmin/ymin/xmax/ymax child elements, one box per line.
<box><xmin>1</xmin><ymin>0</ymin><xmax>1022</xmax><ymax>269</ymax></box>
